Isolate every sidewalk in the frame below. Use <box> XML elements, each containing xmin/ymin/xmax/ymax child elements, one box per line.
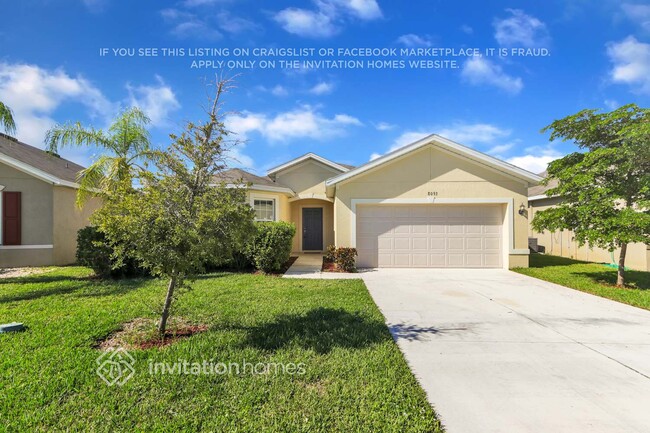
<box><xmin>283</xmin><ymin>254</ymin><xmax>361</xmax><ymax>279</ymax></box>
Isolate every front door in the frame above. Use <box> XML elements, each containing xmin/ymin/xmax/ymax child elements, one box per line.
<box><xmin>302</xmin><ymin>208</ymin><xmax>323</xmax><ymax>251</ymax></box>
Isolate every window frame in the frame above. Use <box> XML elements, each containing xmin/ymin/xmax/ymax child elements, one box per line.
<box><xmin>251</xmin><ymin>195</ymin><xmax>277</xmax><ymax>222</ymax></box>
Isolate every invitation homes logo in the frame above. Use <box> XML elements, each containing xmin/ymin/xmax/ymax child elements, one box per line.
<box><xmin>96</xmin><ymin>347</ymin><xmax>136</xmax><ymax>386</ymax></box>
<box><xmin>96</xmin><ymin>347</ymin><xmax>306</xmax><ymax>386</ymax></box>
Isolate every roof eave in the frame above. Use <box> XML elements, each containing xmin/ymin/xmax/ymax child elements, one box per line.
<box><xmin>0</xmin><ymin>152</ymin><xmax>80</xmax><ymax>188</ymax></box>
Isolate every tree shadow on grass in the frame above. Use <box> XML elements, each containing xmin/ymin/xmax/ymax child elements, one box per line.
<box><xmin>528</xmin><ymin>254</ymin><xmax>588</xmax><ymax>268</ymax></box>
<box><xmin>574</xmin><ymin>270</ymin><xmax>650</xmax><ymax>290</ymax></box>
<box><xmin>0</xmin><ymin>276</ymin><xmax>149</xmax><ymax>304</ymax></box>
<box><xmin>238</xmin><ymin>307</ymin><xmax>390</xmax><ymax>354</ymax></box>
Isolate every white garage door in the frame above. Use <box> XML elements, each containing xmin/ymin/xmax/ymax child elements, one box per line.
<box><xmin>356</xmin><ymin>205</ymin><xmax>503</xmax><ymax>268</ymax></box>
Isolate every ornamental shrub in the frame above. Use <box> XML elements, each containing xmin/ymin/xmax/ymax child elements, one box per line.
<box><xmin>245</xmin><ymin>222</ymin><xmax>296</xmax><ymax>273</ymax></box>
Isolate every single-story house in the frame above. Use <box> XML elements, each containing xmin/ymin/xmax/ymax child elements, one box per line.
<box><xmin>0</xmin><ymin>133</ymin><xmax>98</xmax><ymax>267</ymax></box>
<box><xmin>528</xmin><ymin>173</ymin><xmax>650</xmax><ymax>271</ymax></box>
<box><xmin>221</xmin><ymin>134</ymin><xmax>542</xmax><ymax>269</ymax></box>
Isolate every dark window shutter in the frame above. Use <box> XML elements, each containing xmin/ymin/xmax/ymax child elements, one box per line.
<box><xmin>2</xmin><ymin>191</ymin><xmax>21</xmax><ymax>245</ymax></box>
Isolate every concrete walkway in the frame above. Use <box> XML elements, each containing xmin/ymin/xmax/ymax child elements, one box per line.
<box><xmin>283</xmin><ymin>254</ymin><xmax>361</xmax><ymax>279</ymax></box>
<box><xmin>361</xmin><ymin>268</ymin><xmax>650</xmax><ymax>433</ymax></box>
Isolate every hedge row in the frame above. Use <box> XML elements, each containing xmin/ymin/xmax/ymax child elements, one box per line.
<box><xmin>77</xmin><ymin>221</ymin><xmax>296</xmax><ymax>278</ymax></box>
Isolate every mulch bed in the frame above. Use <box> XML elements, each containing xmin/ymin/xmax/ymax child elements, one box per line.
<box><xmin>96</xmin><ymin>318</ymin><xmax>209</xmax><ymax>350</ymax></box>
<box><xmin>321</xmin><ymin>259</ymin><xmax>349</xmax><ymax>273</ymax></box>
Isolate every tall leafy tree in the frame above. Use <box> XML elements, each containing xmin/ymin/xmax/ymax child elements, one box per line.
<box><xmin>533</xmin><ymin>104</ymin><xmax>650</xmax><ymax>286</ymax></box>
<box><xmin>0</xmin><ymin>101</ymin><xmax>16</xmax><ymax>135</ymax></box>
<box><xmin>44</xmin><ymin>107</ymin><xmax>151</xmax><ymax>205</ymax></box>
<box><xmin>93</xmin><ymin>78</ymin><xmax>255</xmax><ymax>334</ymax></box>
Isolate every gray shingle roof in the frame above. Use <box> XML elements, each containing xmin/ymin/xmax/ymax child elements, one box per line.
<box><xmin>0</xmin><ymin>133</ymin><xmax>85</xmax><ymax>183</ymax></box>
<box><xmin>216</xmin><ymin>168</ymin><xmax>278</xmax><ymax>187</ymax></box>
<box><xmin>528</xmin><ymin>171</ymin><xmax>559</xmax><ymax>197</ymax></box>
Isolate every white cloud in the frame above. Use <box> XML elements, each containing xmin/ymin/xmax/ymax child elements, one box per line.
<box><xmin>274</xmin><ymin>0</ymin><xmax>381</xmax><ymax>38</ymax></box>
<box><xmin>604</xmin><ymin>99</ymin><xmax>620</xmax><ymax>110</ymax></box>
<box><xmin>225</xmin><ymin>105</ymin><xmax>362</xmax><ymax>142</ymax></box>
<box><xmin>436</xmin><ymin>123</ymin><xmax>511</xmax><ymax>145</ymax></box>
<box><xmin>621</xmin><ymin>3</ymin><xmax>650</xmax><ymax>31</ymax></box>
<box><xmin>309</xmin><ymin>82</ymin><xmax>335</xmax><ymax>95</ymax></box>
<box><xmin>396</xmin><ymin>34</ymin><xmax>432</xmax><ymax>47</ymax></box>
<box><xmin>333</xmin><ymin>113</ymin><xmax>362</xmax><ymax>125</ymax></box>
<box><xmin>486</xmin><ymin>143</ymin><xmax>514</xmax><ymax>156</ymax></box>
<box><xmin>216</xmin><ymin>12</ymin><xmax>259</xmax><ymax>34</ymax></box>
<box><xmin>369</xmin><ymin>123</ymin><xmax>513</xmax><ymax>161</ymax></box>
<box><xmin>160</xmin><ymin>8</ymin><xmax>221</xmax><ymax>40</ymax></box>
<box><xmin>336</xmin><ymin>0</ymin><xmax>382</xmax><ymax>20</ymax></box>
<box><xmin>224</xmin><ymin>142</ymin><xmax>254</xmax><ymax>169</ymax></box>
<box><xmin>373</xmin><ymin>121</ymin><xmax>396</xmax><ymax>131</ymax></box>
<box><xmin>126</xmin><ymin>76</ymin><xmax>180</xmax><ymax>127</ymax></box>
<box><xmin>256</xmin><ymin>85</ymin><xmax>289</xmax><ymax>97</ymax></box>
<box><xmin>274</xmin><ymin>8</ymin><xmax>338</xmax><ymax>38</ymax></box>
<box><xmin>183</xmin><ymin>0</ymin><xmax>228</xmax><ymax>6</ymax></box>
<box><xmin>460</xmin><ymin>24</ymin><xmax>474</xmax><ymax>34</ymax></box>
<box><xmin>606</xmin><ymin>36</ymin><xmax>650</xmax><ymax>94</ymax></box>
<box><xmin>270</xmin><ymin>85</ymin><xmax>288</xmax><ymax>97</ymax></box>
<box><xmin>0</xmin><ymin>62</ymin><xmax>114</xmax><ymax>145</ymax></box>
<box><xmin>494</xmin><ymin>9</ymin><xmax>550</xmax><ymax>47</ymax></box>
<box><xmin>462</xmin><ymin>57</ymin><xmax>523</xmax><ymax>94</ymax></box>
<box><xmin>82</xmin><ymin>0</ymin><xmax>107</xmax><ymax>12</ymax></box>
<box><xmin>507</xmin><ymin>148</ymin><xmax>562</xmax><ymax>174</ymax></box>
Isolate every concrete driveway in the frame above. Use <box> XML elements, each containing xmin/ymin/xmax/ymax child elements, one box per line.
<box><xmin>361</xmin><ymin>269</ymin><xmax>650</xmax><ymax>433</ymax></box>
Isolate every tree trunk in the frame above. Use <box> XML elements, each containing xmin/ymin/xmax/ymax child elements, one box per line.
<box><xmin>617</xmin><ymin>243</ymin><xmax>628</xmax><ymax>287</ymax></box>
<box><xmin>159</xmin><ymin>276</ymin><xmax>176</xmax><ymax>335</ymax></box>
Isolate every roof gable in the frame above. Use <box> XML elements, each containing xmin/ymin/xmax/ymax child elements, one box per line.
<box><xmin>267</xmin><ymin>153</ymin><xmax>351</xmax><ymax>177</ymax></box>
<box><xmin>326</xmin><ymin>134</ymin><xmax>542</xmax><ymax>188</ymax></box>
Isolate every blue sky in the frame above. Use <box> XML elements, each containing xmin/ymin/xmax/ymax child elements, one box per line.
<box><xmin>1</xmin><ymin>0</ymin><xmax>649</xmax><ymax>175</ymax></box>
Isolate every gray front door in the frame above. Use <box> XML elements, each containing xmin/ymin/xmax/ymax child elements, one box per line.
<box><xmin>302</xmin><ymin>208</ymin><xmax>323</xmax><ymax>251</ymax></box>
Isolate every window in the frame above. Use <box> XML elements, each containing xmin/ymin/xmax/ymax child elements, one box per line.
<box><xmin>253</xmin><ymin>199</ymin><xmax>275</xmax><ymax>221</ymax></box>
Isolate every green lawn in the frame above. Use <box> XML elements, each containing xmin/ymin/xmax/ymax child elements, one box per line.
<box><xmin>0</xmin><ymin>268</ymin><xmax>441</xmax><ymax>432</ymax></box>
<box><xmin>514</xmin><ymin>254</ymin><xmax>650</xmax><ymax>310</ymax></box>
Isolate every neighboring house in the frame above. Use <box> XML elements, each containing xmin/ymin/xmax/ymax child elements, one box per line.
<box><xmin>528</xmin><ymin>172</ymin><xmax>650</xmax><ymax>271</ymax></box>
<box><xmin>220</xmin><ymin>134</ymin><xmax>541</xmax><ymax>269</ymax></box>
<box><xmin>0</xmin><ymin>133</ymin><xmax>98</xmax><ymax>267</ymax></box>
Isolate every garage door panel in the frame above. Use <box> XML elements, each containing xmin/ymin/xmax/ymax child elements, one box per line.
<box><xmin>393</xmin><ymin>254</ymin><xmax>411</xmax><ymax>266</ymax></box>
<box><xmin>484</xmin><ymin>254</ymin><xmax>501</xmax><ymax>267</ymax></box>
<box><xmin>447</xmin><ymin>238</ymin><xmax>464</xmax><ymax>250</ymax></box>
<box><xmin>466</xmin><ymin>237</ymin><xmax>483</xmax><ymax>250</ymax></box>
<box><xmin>412</xmin><ymin>237</ymin><xmax>428</xmax><ymax>250</ymax></box>
<box><xmin>357</xmin><ymin>204</ymin><xmax>503</xmax><ymax>268</ymax></box>
<box><xmin>377</xmin><ymin>237</ymin><xmax>393</xmax><ymax>250</ymax></box>
<box><xmin>429</xmin><ymin>224</ymin><xmax>446</xmax><ymax>234</ymax></box>
<box><xmin>430</xmin><ymin>254</ymin><xmax>446</xmax><ymax>266</ymax></box>
<box><xmin>448</xmin><ymin>254</ymin><xmax>464</xmax><ymax>266</ymax></box>
<box><xmin>430</xmin><ymin>238</ymin><xmax>446</xmax><ymax>250</ymax></box>
<box><xmin>448</xmin><ymin>224</ymin><xmax>464</xmax><ymax>234</ymax></box>
<box><xmin>485</xmin><ymin>238</ymin><xmax>501</xmax><ymax>251</ymax></box>
<box><xmin>393</xmin><ymin>238</ymin><xmax>411</xmax><ymax>250</ymax></box>
<box><xmin>466</xmin><ymin>254</ymin><xmax>483</xmax><ymax>266</ymax></box>
<box><xmin>412</xmin><ymin>254</ymin><xmax>428</xmax><ymax>266</ymax></box>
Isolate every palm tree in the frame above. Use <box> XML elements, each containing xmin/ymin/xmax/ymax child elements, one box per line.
<box><xmin>0</xmin><ymin>101</ymin><xmax>16</xmax><ymax>135</ymax></box>
<box><xmin>45</xmin><ymin>107</ymin><xmax>152</xmax><ymax>206</ymax></box>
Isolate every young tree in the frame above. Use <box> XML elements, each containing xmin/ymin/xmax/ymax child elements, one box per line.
<box><xmin>93</xmin><ymin>78</ymin><xmax>255</xmax><ymax>334</ymax></box>
<box><xmin>0</xmin><ymin>101</ymin><xmax>16</xmax><ymax>135</ymax></box>
<box><xmin>45</xmin><ymin>107</ymin><xmax>152</xmax><ymax>205</ymax></box>
<box><xmin>533</xmin><ymin>104</ymin><xmax>650</xmax><ymax>286</ymax></box>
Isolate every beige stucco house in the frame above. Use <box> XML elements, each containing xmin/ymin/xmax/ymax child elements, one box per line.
<box><xmin>0</xmin><ymin>133</ymin><xmax>97</xmax><ymax>267</ymax></box>
<box><xmin>222</xmin><ymin>134</ymin><xmax>542</xmax><ymax>269</ymax></box>
<box><xmin>528</xmin><ymin>173</ymin><xmax>650</xmax><ymax>271</ymax></box>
